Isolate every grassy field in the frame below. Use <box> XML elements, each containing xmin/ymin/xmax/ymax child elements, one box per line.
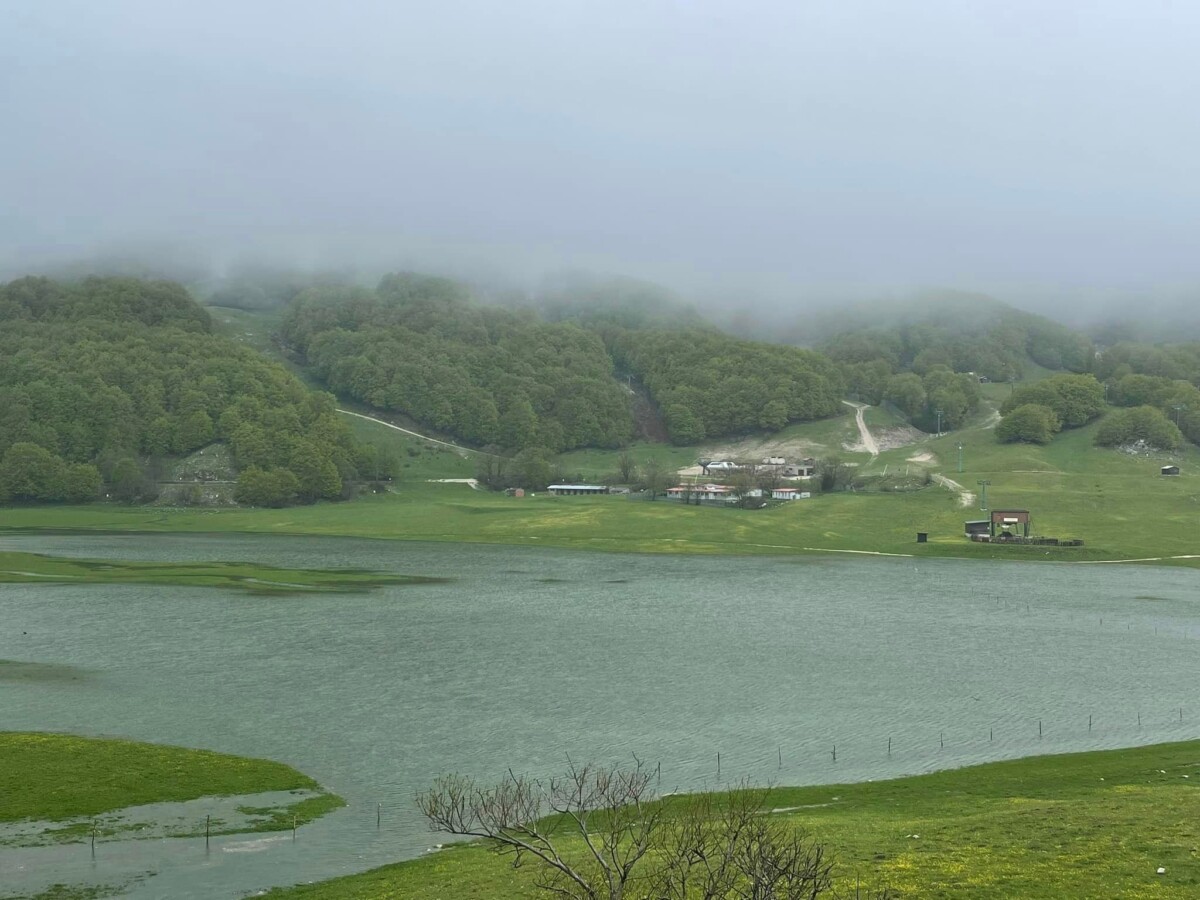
<box><xmin>0</xmin><ymin>732</ymin><xmax>342</xmax><ymax>831</ymax></box>
<box><xmin>2</xmin><ymin>425</ymin><xmax>1197</xmax><ymax>566</ymax></box>
<box><xmin>264</xmin><ymin>740</ymin><xmax>1200</xmax><ymax>899</ymax></box>
<box><xmin>3</xmin><ymin>378</ymin><xmax>1198</xmax><ymax>566</ymax></box>
<box><xmin>556</xmin><ymin>441</ymin><xmax>700</xmax><ymax>482</ymax></box>
<box><xmin>342</xmin><ymin>415</ymin><xmax>477</xmax><ymax>481</ymax></box>
<box><xmin>0</xmin><ymin>551</ymin><xmax>441</xmax><ymax>593</ymax></box>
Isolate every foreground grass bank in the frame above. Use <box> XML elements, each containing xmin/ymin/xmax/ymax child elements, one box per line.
<box><xmin>267</xmin><ymin>741</ymin><xmax>1200</xmax><ymax>899</ymax></box>
<box><xmin>0</xmin><ymin>732</ymin><xmax>342</xmax><ymax>833</ymax></box>
<box><xmin>0</xmin><ymin>551</ymin><xmax>442</xmax><ymax>593</ymax></box>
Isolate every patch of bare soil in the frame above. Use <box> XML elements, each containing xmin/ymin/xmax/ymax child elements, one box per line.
<box><xmin>703</xmin><ymin>432</ymin><xmax>833</xmax><ymax>464</ymax></box>
<box><xmin>872</xmin><ymin>425</ymin><xmax>925</xmax><ymax>452</ymax></box>
<box><xmin>931</xmin><ymin>473</ymin><xmax>976</xmax><ymax>508</ymax></box>
<box><xmin>629</xmin><ymin>383</ymin><xmax>669</xmax><ymax>442</ymax></box>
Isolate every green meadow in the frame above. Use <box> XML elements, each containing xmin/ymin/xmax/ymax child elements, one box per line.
<box><xmin>0</xmin><ymin>551</ymin><xmax>440</xmax><ymax>593</ymax></box>
<box><xmin>265</xmin><ymin>740</ymin><xmax>1200</xmax><ymax>899</ymax></box>
<box><xmin>3</xmin><ymin>419</ymin><xmax>1197</xmax><ymax>565</ymax></box>
<box><xmin>0</xmin><ymin>732</ymin><xmax>342</xmax><ymax>835</ymax></box>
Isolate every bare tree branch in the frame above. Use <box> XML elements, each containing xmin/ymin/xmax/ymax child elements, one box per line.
<box><xmin>417</xmin><ymin>762</ymin><xmax>890</xmax><ymax>900</ymax></box>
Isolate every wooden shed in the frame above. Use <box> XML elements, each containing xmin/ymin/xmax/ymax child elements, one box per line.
<box><xmin>990</xmin><ymin>509</ymin><xmax>1031</xmax><ymax>538</ymax></box>
<box><xmin>1161</xmin><ymin>465</ymin><xmax>1181</xmax><ymax>476</ymax></box>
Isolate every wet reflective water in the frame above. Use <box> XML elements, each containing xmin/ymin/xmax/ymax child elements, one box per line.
<box><xmin>1</xmin><ymin>534</ymin><xmax>1198</xmax><ymax>898</ymax></box>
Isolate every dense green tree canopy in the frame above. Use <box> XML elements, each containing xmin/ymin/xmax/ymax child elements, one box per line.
<box><xmin>282</xmin><ymin>273</ymin><xmax>633</xmax><ymax>452</ymax></box>
<box><xmin>1000</xmin><ymin>374</ymin><xmax>1106</xmax><ymax>429</ymax></box>
<box><xmin>609</xmin><ymin>328</ymin><xmax>845</xmax><ymax>444</ymax></box>
<box><xmin>0</xmin><ymin>276</ymin><xmax>359</xmax><ymax>506</ymax></box>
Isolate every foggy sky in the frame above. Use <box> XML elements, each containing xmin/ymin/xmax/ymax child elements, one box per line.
<box><xmin>4</xmin><ymin>1</ymin><xmax>1200</xmax><ymax>298</ymax></box>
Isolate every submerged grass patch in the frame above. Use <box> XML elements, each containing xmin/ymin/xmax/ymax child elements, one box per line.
<box><xmin>0</xmin><ymin>551</ymin><xmax>445</xmax><ymax>594</ymax></box>
<box><xmin>0</xmin><ymin>732</ymin><xmax>341</xmax><ymax>829</ymax></box>
<box><xmin>265</xmin><ymin>741</ymin><xmax>1200</xmax><ymax>899</ymax></box>
<box><xmin>0</xmin><ymin>658</ymin><xmax>90</xmax><ymax>684</ymax></box>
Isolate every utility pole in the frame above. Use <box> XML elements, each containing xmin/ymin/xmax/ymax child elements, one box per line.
<box><xmin>935</xmin><ymin>408</ymin><xmax>944</xmax><ymax>437</ymax></box>
<box><xmin>957</xmin><ymin>442</ymin><xmax>964</xmax><ymax>473</ymax></box>
<box><xmin>977</xmin><ymin>479</ymin><xmax>990</xmax><ymax>511</ymax></box>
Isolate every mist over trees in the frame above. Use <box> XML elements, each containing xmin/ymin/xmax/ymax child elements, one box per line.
<box><xmin>0</xmin><ymin>276</ymin><xmax>360</xmax><ymax>506</ymax></box>
<box><xmin>815</xmin><ymin>294</ymin><xmax>1095</xmax><ymax>382</ymax></box>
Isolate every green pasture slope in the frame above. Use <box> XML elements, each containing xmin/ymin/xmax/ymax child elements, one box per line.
<box><xmin>266</xmin><ymin>741</ymin><xmax>1200</xmax><ymax>899</ymax></box>
<box><xmin>0</xmin><ymin>732</ymin><xmax>342</xmax><ymax>835</ymax></box>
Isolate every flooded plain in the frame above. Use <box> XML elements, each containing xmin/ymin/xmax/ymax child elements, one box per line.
<box><xmin>1</xmin><ymin>533</ymin><xmax>1198</xmax><ymax>898</ymax></box>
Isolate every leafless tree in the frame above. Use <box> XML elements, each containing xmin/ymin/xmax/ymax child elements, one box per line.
<box><xmin>418</xmin><ymin>764</ymin><xmax>893</xmax><ymax>900</ymax></box>
<box><xmin>651</xmin><ymin>785</ymin><xmax>835</xmax><ymax>900</ymax></box>
<box><xmin>417</xmin><ymin>758</ymin><xmax>662</xmax><ymax>900</ymax></box>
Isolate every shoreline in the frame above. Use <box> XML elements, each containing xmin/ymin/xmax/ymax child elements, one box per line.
<box><xmin>2</xmin><ymin>521</ymin><xmax>1198</xmax><ymax>569</ymax></box>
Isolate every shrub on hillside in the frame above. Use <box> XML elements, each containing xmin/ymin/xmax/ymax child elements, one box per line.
<box><xmin>996</xmin><ymin>404</ymin><xmax>1061</xmax><ymax>444</ymax></box>
<box><xmin>1095</xmin><ymin>406</ymin><xmax>1183</xmax><ymax>451</ymax></box>
<box><xmin>1000</xmin><ymin>374</ymin><xmax>1105</xmax><ymax>428</ymax></box>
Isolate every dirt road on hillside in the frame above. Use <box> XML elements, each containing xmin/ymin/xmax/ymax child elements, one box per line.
<box><xmin>842</xmin><ymin>401</ymin><xmax>879</xmax><ymax>457</ymax></box>
<box><xmin>337</xmin><ymin>409</ymin><xmax>500</xmax><ymax>457</ymax></box>
<box><xmin>931</xmin><ymin>473</ymin><xmax>976</xmax><ymax>508</ymax></box>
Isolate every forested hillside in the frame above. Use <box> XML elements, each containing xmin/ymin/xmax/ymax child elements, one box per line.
<box><xmin>0</xmin><ymin>276</ymin><xmax>360</xmax><ymax>506</ymax></box>
<box><xmin>610</xmin><ymin>329</ymin><xmax>845</xmax><ymax>443</ymax></box>
<box><xmin>281</xmin><ymin>273</ymin><xmax>855</xmax><ymax>448</ymax></box>
<box><xmin>281</xmin><ymin>273</ymin><xmax>633</xmax><ymax>452</ymax></box>
<box><xmin>1092</xmin><ymin>342</ymin><xmax>1200</xmax><ymax>445</ymax></box>
<box><xmin>788</xmin><ymin>292</ymin><xmax>1090</xmax><ymax>433</ymax></box>
<box><xmin>815</xmin><ymin>292</ymin><xmax>1093</xmax><ymax>383</ymax></box>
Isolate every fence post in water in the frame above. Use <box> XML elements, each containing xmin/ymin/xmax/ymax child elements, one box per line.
<box><xmin>989</xmin><ymin>728</ymin><xmax>993</xmax><ymax>742</ymax></box>
<box><xmin>292</xmin><ymin>815</ymin><xmax>297</xmax><ymax>841</ymax></box>
<box><xmin>1039</xmin><ymin>719</ymin><xmax>1043</xmax><ymax>739</ymax></box>
<box><xmin>1088</xmin><ymin>715</ymin><xmax>1092</xmax><ymax>733</ymax></box>
<box><xmin>888</xmin><ymin>736</ymin><xmax>892</xmax><ymax>757</ymax></box>
<box><xmin>1138</xmin><ymin>712</ymin><xmax>1142</xmax><ymax>727</ymax></box>
<box><xmin>717</xmin><ymin>752</ymin><xmax>721</xmax><ymax>779</ymax></box>
<box><xmin>91</xmin><ymin>821</ymin><xmax>97</xmax><ymax>855</ymax></box>
<box><xmin>831</xmin><ymin>745</ymin><xmax>837</xmax><ymax>763</ymax></box>
<box><xmin>939</xmin><ymin>732</ymin><xmax>944</xmax><ymax>749</ymax></box>
<box><xmin>656</xmin><ymin>761</ymin><xmax>661</xmax><ymax>785</ymax></box>
<box><xmin>778</xmin><ymin>746</ymin><xmax>782</xmax><ymax>769</ymax></box>
<box><xmin>377</xmin><ymin>803</ymin><xmax>381</xmax><ymax>829</ymax></box>
<box><xmin>206</xmin><ymin>814</ymin><xmax>210</xmax><ymax>848</ymax></box>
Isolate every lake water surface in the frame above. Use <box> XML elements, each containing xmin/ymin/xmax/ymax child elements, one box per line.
<box><xmin>1</xmin><ymin>534</ymin><xmax>1198</xmax><ymax>898</ymax></box>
